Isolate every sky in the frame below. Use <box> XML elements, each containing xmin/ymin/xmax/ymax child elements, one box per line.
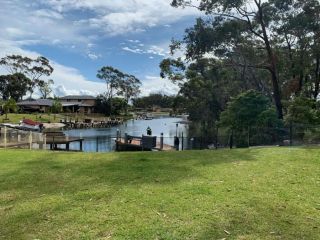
<box><xmin>0</xmin><ymin>0</ymin><xmax>199</xmax><ymax>97</ymax></box>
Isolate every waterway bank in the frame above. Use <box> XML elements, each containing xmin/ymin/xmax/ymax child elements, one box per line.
<box><xmin>64</xmin><ymin>117</ymin><xmax>188</xmax><ymax>152</ymax></box>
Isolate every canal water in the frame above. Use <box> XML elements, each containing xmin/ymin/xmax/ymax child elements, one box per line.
<box><xmin>64</xmin><ymin>117</ymin><xmax>188</xmax><ymax>152</ymax></box>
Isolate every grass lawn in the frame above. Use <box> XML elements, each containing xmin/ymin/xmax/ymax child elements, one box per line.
<box><xmin>0</xmin><ymin>113</ymin><xmax>64</xmax><ymax>124</ymax></box>
<box><xmin>0</xmin><ymin>148</ymin><xmax>319</xmax><ymax>239</ymax></box>
<box><xmin>0</xmin><ymin>113</ymin><xmax>131</xmax><ymax>124</ymax></box>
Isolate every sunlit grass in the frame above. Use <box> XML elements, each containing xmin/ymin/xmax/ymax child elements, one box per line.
<box><xmin>0</xmin><ymin>148</ymin><xmax>319</xmax><ymax>239</ymax></box>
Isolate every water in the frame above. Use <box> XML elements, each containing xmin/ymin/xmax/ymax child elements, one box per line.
<box><xmin>63</xmin><ymin>117</ymin><xmax>188</xmax><ymax>152</ymax></box>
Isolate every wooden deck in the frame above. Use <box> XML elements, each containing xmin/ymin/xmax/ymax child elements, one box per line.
<box><xmin>115</xmin><ymin>138</ymin><xmax>174</xmax><ymax>152</ymax></box>
<box><xmin>45</xmin><ymin>136</ymin><xmax>84</xmax><ymax>151</ymax></box>
<box><xmin>44</xmin><ymin>131</ymin><xmax>83</xmax><ymax>151</ymax></box>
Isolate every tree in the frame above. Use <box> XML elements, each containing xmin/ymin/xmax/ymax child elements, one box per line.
<box><xmin>97</xmin><ymin>66</ymin><xmax>141</xmax><ymax>116</ymax></box>
<box><xmin>275</xmin><ymin>0</ymin><xmax>320</xmax><ymax>99</ymax></box>
<box><xmin>0</xmin><ymin>55</ymin><xmax>54</xmax><ymax>98</ymax></box>
<box><xmin>38</xmin><ymin>79</ymin><xmax>54</xmax><ymax>99</ymax></box>
<box><xmin>161</xmin><ymin>57</ymin><xmax>248</xmax><ymax>125</ymax></box>
<box><xmin>285</xmin><ymin>97</ymin><xmax>320</xmax><ymax>125</ymax></box>
<box><xmin>220</xmin><ymin>90</ymin><xmax>270</xmax><ymax>130</ymax></box>
<box><xmin>0</xmin><ymin>73</ymin><xmax>32</xmax><ymax>101</ymax></box>
<box><xmin>220</xmin><ymin>90</ymin><xmax>283</xmax><ymax>147</ymax></box>
<box><xmin>95</xmin><ymin>94</ymin><xmax>127</xmax><ymax>116</ymax></box>
<box><xmin>3</xmin><ymin>98</ymin><xmax>18</xmax><ymax>120</ymax></box>
<box><xmin>50</xmin><ymin>98</ymin><xmax>62</xmax><ymax>113</ymax></box>
<box><xmin>168</xmin><ymin>0</ymin><xmax>312</xmax><ymax>119</ymax></box>
<box><xmin>111</xmin><ymin>97</ymin><xmax>128</xmax><ymax>116</ymax></box>
<box><xmin>117</xmin><ymin>74</ymin><xmax>141</xmax><ymax>115</ymax></box>
<box><xmin>95</xmin><ymin>93</ymin><xmax>110</xmax><ymax>115</ymax></box>
<box><xmin>132</xmin><ymin>93</ymin><xmax>175</xmax><ymax>109</ymax></box>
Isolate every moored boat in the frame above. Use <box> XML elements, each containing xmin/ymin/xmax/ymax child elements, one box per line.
<box><xmin>19</xmin><ymin>119</ymin><xmax>44</xmax><ymax>131</ymax></box>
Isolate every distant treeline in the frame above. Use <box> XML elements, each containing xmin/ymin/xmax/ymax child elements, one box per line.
<box><xmin>132</xmin><ymin>93</ymin><xmax>177</xmax><ymax>110</ymax></box>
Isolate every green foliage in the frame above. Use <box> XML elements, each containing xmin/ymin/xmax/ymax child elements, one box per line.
<box><xmin>0</xmin><ymin>73</ymin><xmax>32</xmax><ymax>101</ymax></box>
<box><xmin>167</xmin><ymin>0</ymin><xmax>320</xmax><ymax>120</ymax></box>
<box><xmin>0</xmin><ymin>55</ymin><xmax>53</xmax><ymax>98</ymax></box>
<box><xmin>97</xmin><ymin>66</ymin><xmax>141</xmax><ymax>116</ymax></box>
<box><xmin>133</xmin><ymin>93</ymin><xmax>175</xmax><ymax>109</ymax></box>
<box><xmin>50</xmin><ymin>99</ymin><xmax>62</xmax><ymax>113</ymax></box>
<box><xmin>256</xmin><ymin>108</ymin><xmax>283</xmax><ymax>128</ymax></box>
<box><xmin>97</xmin><ymin>66</ymin><xmax>124</xmax><ymax>99</ymax></box>
<box><xmin>285</xmin><ymin>97</ymin><xmax>320</xmax><ymax>125</ymax></box>
<box><xmin>220</xmin><ymin>90</ymin><xmax>285</xmax><ymax>147</ymax></box>
<box><xmin>38</xmin><ymin>79</ymin><xmax>54</xmax><ymax>99</ymax></box>
<box><xmin>95</xmin><ymin>94</ymin><xmax>127</xmax><ymax>116</ymax></box>
<box><xmin>2</xmin><ymin>98</ymin><xmax>18</xmax><ymax>119</ymax></box>
<box><xmin>160</xmin><ymin>58</ymin><xmax>244</xmax><ymax>125</ymax></box>
<box><xmin>159</xmin><ymin>58</ymin><xmax>185</xmax><ymax>82</ymax></box>
<box><xmin>111</xmin><ymin>97</ymin><xmax>127</xmax><ymax>115</ymax></box>
<box><xmin>220</xmin><ymin>90</ymin><xmax>270</xmax><ymax>129</ymax></box>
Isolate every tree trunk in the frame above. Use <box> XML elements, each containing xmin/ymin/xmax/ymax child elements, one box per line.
<box><xmin>257</xmin><ymin>3</ymin><xmax>283</xmax><ymax>119</ymax></box>
<box><xmin>285</xmin><ymin>34</ymin><xmax>296</xmax><ymax>81</ymax></box>
<box><xmin>314</xmin><ymin>55</ymin><xmax>320</xmax><ymax>99</ymax></box>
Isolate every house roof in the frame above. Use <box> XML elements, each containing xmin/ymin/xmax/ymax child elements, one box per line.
<box><xmin>17</xmin><ymin>99</ymin><xmax>95</xmax><ymax>108</ymax></box>
<box><xmin>61</xmin><ymin>102</ymin><xmax>94</xmax><ymax>107</ymax></box>
<box><xmin>59</xmin><ymin>95</ymin><xmax>96</xmax><ymax>100</ymax></box>
<box><xmin>17</xmin><ymin>99</ymin><xmax>53</xmax><ymax>107</ymax></box>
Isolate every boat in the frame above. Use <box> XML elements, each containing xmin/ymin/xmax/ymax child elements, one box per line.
<box><xmin>144</xmin><ymin>113</ymin><xmax>154</xmax><ymax>120</ymax></box>
<box><xmin>19</xmin><ymin>119</ymin><xmax>44</xmax><ymax>131</ymax></box>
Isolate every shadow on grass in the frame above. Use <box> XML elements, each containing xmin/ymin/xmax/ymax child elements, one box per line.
<box><xmin>0</xmin><ymin>149</ymin><xmax>259</xmax><ymax>239</ymax></box>
<box><xmin>0</xmin><ymin>149</ymin><xmax>258</xmax><ymax>194</ymax></box>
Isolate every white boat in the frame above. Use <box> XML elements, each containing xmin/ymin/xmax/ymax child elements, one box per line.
<box><xmin>144</xmin><ymin>113</ymin><xmax>153</xmax><ymax>120</ymax></box>
<box><xmin>19</xmin><ymin>119</ymin><xmax>43</xmax><ymax>131</ymax></box>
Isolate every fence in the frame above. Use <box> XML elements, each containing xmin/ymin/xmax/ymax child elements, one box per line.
<box><xmin>0</xmin><ymin>126</ymin><xmax>46</xmax><ymax>150</ymax></box>
<box><xmin>181</xmin><ymin>123</ymin><xmax>320</xmax><ymax>150</ymax></box>
<box><xmin>1</xmin><ymin>123</ymin><xmax>320</xmax><ymax>152</ymax></box>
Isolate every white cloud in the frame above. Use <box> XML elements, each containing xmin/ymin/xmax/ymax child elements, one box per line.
<box><xmin>0</xmin><ymin>1</ymin><xmax>89</xmax><ymax>48</ymax></box>
<box><xmin>140</xmin><ymin>76</ymin><xmax>179</xmax><ymax>96</ymax></box>
<box><xmin>0</xmin><ymin>41</ymin><xmax>176</xmax><ymax>97</ymax></box>
<box><xmin>49</xmin><ymin>62</ymin><xmax>105</xmax><ymax>96</ymax></box>
<box><xmin>0</xmin><ymin>40</ymin><xmax>106</xmax><ymax>97</ymax></box>
<box><xmin>41</xmin><ymin>0</ymin><xmax>198</xmax><ymax>36</ymax></box>
<box><xmin>128</xmin><ymin>40</ymin><xmax>141</xmax><ymax>43</ymax></box>
<box><xmin>33</xmin><ymin>9</ymin><xmax>64</xmax><ymax>20</ymax></box>
<box><xmin>0</xmin><ymin>0</ymin><xmax>193</xmax><ymax>97</ymax></box>
<box><xmin>122</xmin><ymin>47</ymin><xmax>144</xmax><ymax>54</ymax></box>
<box><xmin>122</xmin><ymin>42</ymin><xmax>170</xmax><ymax>58</ymax></box>
<box><xmin>5</xmin><ymin>27</ymin><xmax>33</xmax><ymax>38</ymax></box>
<box><xmin>146</xmin><ymin>46</ymin><xmax>167</xmax><ymax>57</ymax></box>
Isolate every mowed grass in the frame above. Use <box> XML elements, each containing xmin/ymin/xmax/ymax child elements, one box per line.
<box><xmin>0</xmin><ymin>113</ymin><xmax>64</xmax><ymax>124</ymax></box>
<box><xmin>0</xmin><ymin>148</ymin><xmax>319</xmax><ymax>240</ymax></box>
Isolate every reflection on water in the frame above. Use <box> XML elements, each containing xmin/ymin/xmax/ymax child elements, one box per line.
<box><xmin>64</xmin><ymin>117</ymin><xmax>188</xmax><ymax>152</ymax></box>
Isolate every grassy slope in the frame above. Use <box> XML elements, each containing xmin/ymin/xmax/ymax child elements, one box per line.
<box><xmin>0</xmin><ymin>148</ymin><xmax>319</xmax><ymax>240</ymax></box>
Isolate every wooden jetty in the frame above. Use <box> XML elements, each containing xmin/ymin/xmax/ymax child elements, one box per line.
<box><xmin>115</xmin><ymin>134</ymin><xmax>174</xmax><ymax>152</ymax></box>
<box><xmin>61</xmin><ymin>117</ymin><xmax>124</xmax><ymax>130</ymax></box>
<box><xmin>44</xmin><ymin>131</ymin><xmax>84</xmax><ymax>151</ymax></box>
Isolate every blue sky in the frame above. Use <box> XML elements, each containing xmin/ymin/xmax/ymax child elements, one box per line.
<box><xmin>0</xmin><ymin>0</ymin><xmax>199</xmax><ymax>97</ymax></box>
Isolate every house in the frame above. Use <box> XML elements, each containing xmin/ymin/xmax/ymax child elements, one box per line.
<box><xmin>17</xmin><ymin>99</ymin><xmax>53</xmax><ymax>112</ymax></box>
<box><xmin>59</xmin><ymin>95</ymin><xmax>96</xmax><ymax>114</ymax></box>
<box><xmin>17</xmin><ymin>95</ymin><xmax>96</xmax><ymax>114</ymax></box>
